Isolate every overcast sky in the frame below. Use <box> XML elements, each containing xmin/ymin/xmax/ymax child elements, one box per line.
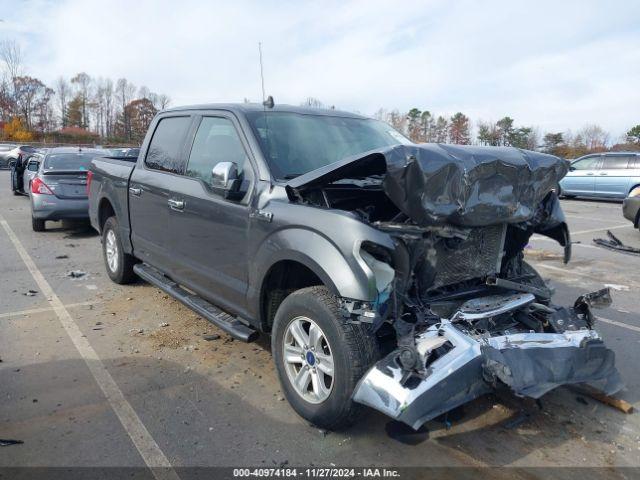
<box><xmin>1</xmin><ymin>0</ymin><xmax>639</xmax><ymax>139</ymax></box>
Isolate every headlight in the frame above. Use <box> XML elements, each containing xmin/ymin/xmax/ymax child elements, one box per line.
<box><xmin>629</xmin><ymin>186</ymin><xmax>640</xmax><ymax>198</ymax></box>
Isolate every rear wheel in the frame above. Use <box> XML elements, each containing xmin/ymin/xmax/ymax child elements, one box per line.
<box><xmin>272</xmin><ymin>286</ymin><xmax>379</xmax><ymax>430</ymax></box>
<box><xmin>102</xmin><ymin>216</ymin><xmax>136</xmax><ymax>284</ymax></box>
<box><xmin>31</xmin><ymin>216</ymin><xmax>45</xmax><ymax>231</ymax></box>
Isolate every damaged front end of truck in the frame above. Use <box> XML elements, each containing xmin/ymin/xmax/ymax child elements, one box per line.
<box><xmin>286</xmin><ymin>143</ymin><xmax>622</xmax><ymax>430</ymax></box>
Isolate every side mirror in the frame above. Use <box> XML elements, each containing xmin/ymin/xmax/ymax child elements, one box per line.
<box><xmin>211</xmin><ymin>161</ymin><xmax>242</xmax><ymax>199</ymax></box>
<box><xmin>28</xmin><ymin>160</ymin><xmax>40</xmax><ymax>171</ymax></box>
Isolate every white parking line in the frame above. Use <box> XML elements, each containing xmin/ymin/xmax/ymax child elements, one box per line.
<box><xmin>0</xmin><ymin>301</ymin><xmax>99</xmax><ymax>319</ymax></box>
<box><xmin>571</xmin><ymin>224</ymin><xmax>632</xmax><ymax>236</ymax></box>
<box><xmin>597</xmin><ymin>316</ymin><xmax>640</xmax><ymax>334</ymax></box>
<box><xmin>0</xmin><ymin>216</ymin><xmax>179</xmax><ymax>480</ymax></box>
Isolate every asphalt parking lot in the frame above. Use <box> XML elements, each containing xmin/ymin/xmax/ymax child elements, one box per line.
<box><xmin>1</xmin><ymin>169</ymin><xmax>639</xmax><ymax>477</ymax></box>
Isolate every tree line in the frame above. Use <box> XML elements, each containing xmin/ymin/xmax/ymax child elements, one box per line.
<box><xmin>302</xmin><ymin>97</ymin><xmax>640</xmax><ymax>159</ymax></box>
<box><xmin>0</xmin><ymin>40</ymin><xmax>170</xmax><ymax>144</ymax></box>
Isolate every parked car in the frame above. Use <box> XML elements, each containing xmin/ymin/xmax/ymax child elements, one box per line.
<box><xmin>622</xmin><ymin>185</ymin><xmax>640</xmax><ymax>231</ymax></box>
<box><xmin>21</xmin><ymin>153</ymin><xmax>45</xmax><ymax>194</ymax></box>
<box><xmin>0</xmin><ymin>143</ymin><xmax>17</xmax><ymax>168</ymax></box>
<box><xmin>559</xmin><ymin>152</ymin><xmax>640</xmax><ymax>199</ymax></box>
<box><xmin>30</xmin><ymin>147</ymin><xmax>108</xmax><ymax>231</ymax></box>
<box><xmin>9</xmin><ymin>145</ymin><xmax>38</xmax><ymax>194</ymax></box>
<box><xmin>109</xmin><ymin>147</ymin><xmax>140</xmax><ymax>159</ymax></box>
<box><xmin>88</xmin><ymin>103</ymin><xmax>620</xmax><ymax>430</ymax></box>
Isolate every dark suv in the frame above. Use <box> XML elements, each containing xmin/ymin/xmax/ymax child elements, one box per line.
<box><xmin>88</xmin><ymin>103</ymin><xmax>621</xmax><ymax>430</ymax></box>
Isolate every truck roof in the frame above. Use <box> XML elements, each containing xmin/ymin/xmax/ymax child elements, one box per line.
<box><xmin>162</xmin><ymin>102</ymin><xmax>368</xmax><ymax>119</ymax></box>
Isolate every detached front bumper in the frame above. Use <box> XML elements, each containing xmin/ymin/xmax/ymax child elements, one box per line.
<box><xmin>353</xmin><ymin>297</ymin><xmax>622</xmax><ymax>430</ymax></box>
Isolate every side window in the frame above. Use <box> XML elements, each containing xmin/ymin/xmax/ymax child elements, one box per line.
<box><xmin>186</xmin><ymin>116</ymin><xmax>249</xmax><ymax>185</ymax></box>
<box><xmin>572</xmin><ymin>157</ymin><xmax>599</xmax><ymax>170</ymax></box>
<box><xmin>145</xmin><ymin>116</ymin><xmax>191</xmax><ymax>174</ymax></box>
<box><xmin>601</xmin><ymin>156</ymin><xmax>629</xmax><ymax>170</ymax></box>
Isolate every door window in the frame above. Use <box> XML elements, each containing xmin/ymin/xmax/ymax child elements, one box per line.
<box><xmin>145</xmin><ymin>116</ymin><xmax>191</xmax><ymax>174</ymax></box>
<box><xmin>601</xmin><ymin>156</ymin><xmax>630</xmax><ymax>170</ymax></box>
<box><xmin>571</xmin><ymin>157</ymin><xmax>600</xmax><ymax>170</ymax></box>
<box><xmin>186</xmin><ymin>116</ymin><xmax>248</xmax><ymax>185</ymax></box>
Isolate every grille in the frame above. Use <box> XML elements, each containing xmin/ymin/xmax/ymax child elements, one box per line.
<box><xmin>429</xmin><ymin>224</ymin><xmax>506</xmax><ymax>290</ymax></box>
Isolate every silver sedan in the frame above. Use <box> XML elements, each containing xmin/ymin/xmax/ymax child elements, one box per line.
<box><xmin>30</xmin><ymin>147</ymin><xmax>108</xmax><ymax>231</ymax></box>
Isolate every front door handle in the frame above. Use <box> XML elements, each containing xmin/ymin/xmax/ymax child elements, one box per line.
<box><xmin>168</xmin><ymin>198</ymin><xmax>185</xmax><ymax>211</ymax></box>
<box><xmin>599</xmin><ymin>173</ymin><xmax>608</xmax><ymax>175</ymax></box>
<box><xmin>129</xmin><ymin>187</ymin><xmax>142</xmax><ymax>196</ymax></box>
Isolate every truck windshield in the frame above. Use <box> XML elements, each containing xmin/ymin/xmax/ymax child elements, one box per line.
<box><xmin>44</xmin><ymin>153</ymin><xmax>98</xmax><ymax>171</ymax></box>
<box><xmin>245</xmin><ymin>111</ymin><xmax>412</xmax><ymax>180</ymax></box>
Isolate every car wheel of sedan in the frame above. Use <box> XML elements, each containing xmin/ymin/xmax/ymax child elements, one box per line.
<box><xmin>31</xmin><ymin>216</ymin><xmax>45</xmax><ymax>231</ymax></box>
<box><xmin>102</xmin><ymin>216</ymin><xmax>137</xmax><ymax>284</ymax></box>
<box><xmin>272</xmin><ymin>286</ymin><xmax>379</xmax><ymax>430</ymax></box>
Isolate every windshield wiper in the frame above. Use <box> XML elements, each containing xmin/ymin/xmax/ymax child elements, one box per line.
<box><xmin>282</xmin><ymin>173</ymin><xmax>304</xmax><ymax>180</ymax></box>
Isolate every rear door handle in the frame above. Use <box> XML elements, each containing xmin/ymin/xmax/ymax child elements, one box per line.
<box><xmin>168</xmin><ymin>198</ymin><xmax>185</xmax><ymax>211</ymax></box>
<box><xmin>129</xmin><ymin>187</ymin><xmax>142</xmax><ymax>196</ymax></box>
<box><xmin>585</xmin><ymin>172</ymin><xmax>594</xmax><ymax>176</ymax></box>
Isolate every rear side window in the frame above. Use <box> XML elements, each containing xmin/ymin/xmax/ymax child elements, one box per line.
<box><xmin>185</xmin><ymin>116</ymin><xmax>248</xmax><ymax>184</ymax></box>
<box><xmin>601</xmin><ymin>156</ymin><xmax>629</xmax><ymax>170</ymax></box>
<box><xmin>145</xmin><ymin>116</ymin><xmax>191</xmax><ymax>174</ymax></box>
<box><xmin>571</xmin><ymin>156</ymin><xmax>600</xmax><ymax>170</ymax></box>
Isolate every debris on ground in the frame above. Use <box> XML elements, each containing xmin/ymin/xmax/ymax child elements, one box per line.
<box><xmin>203</xmin><ymin>334</ymin><xmax>220</xmax><ymax>341</ymax></box>
<box><xmin>23</xmin><ymin>290</ymin><xmax>37</xmax><ymax>296</ymax></box>
<box><xmin>129</xmin><ymin>328</ymin><xmax>144</xmax><ymax>334</ymax></box>
<box><xmin>55</xmin><ymin>254</ymin><xmax>69</xmax><ymax>259</ymax></box>
<box><xmin>571</xmin><ymin>385</ymin><xmax>634</xmax><ymax>414</ymax></box>
<box><xmin>593</xmin><ymin>230</ymin><xmax>640</xmax><ymax>255</ymax></box>
<box><xmin>67</xmin><ymin>270</ymin><xmax>87</xmax><ymax>278</ymax></box>
<box><xmin>159</xmin><ymin>322</ymin><xmax>169</xmax><ymax>327</ymax></box>
<box><xmin>0</xmin><ymin>439</ymin><xmax>24</xmax><ymax>447</ymax></box>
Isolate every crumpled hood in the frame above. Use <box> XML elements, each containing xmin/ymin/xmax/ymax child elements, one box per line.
<box><xmin>287</xmin><ymin>144</ymin><xmax>568</xmax><ymax>227</ymax></box>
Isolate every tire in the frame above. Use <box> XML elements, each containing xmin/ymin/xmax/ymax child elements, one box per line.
<box><xmin>272</xmin><ymin>286</ymin><xmax>379</xmax><ymax>430</ymax></box>
<box><xmin>31</xmin><ymin>216</ymin><xmax>45</xmax><ymax>232</ymax></box>
<box><xmin>102</xmin><ymin>216</ymin><xmax>136</xmax><ymax>284</ymax></box>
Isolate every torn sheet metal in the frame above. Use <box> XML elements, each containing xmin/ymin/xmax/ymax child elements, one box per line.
<box><xmin>382</xmin><ymin>144</ymin><xmax>568</xmax><ymax>227</ymax></box>
<box><xmin>286</xmin><ymin>144</ymin><xmax>568</xmax><ymax>228</ymax></box>
<box><xmin>594</xmin><ymin>230</ymin><xmax>640</xmax><ymax>255</ymax></box>
<box><xmin>353</xmin><ymin>291</ymin><xmax>622</xmax><ymax>430</ymax></box>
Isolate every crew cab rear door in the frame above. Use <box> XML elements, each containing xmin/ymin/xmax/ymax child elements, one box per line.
<box><xmin>129</xmin><ymin>115</ymin><xmax>192</xmax><ymax>276</ymax></box>
<box><xmin>166</xmin><ymin>112</ymin><xmax>255</xmax><ymax>315</ymax></box>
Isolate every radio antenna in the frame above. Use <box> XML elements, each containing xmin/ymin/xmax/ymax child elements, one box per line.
<box><xmin>259</xmin><ymin>42</ymin><xmax>266</xmax><ymax>103</ymax></box>
<box><xmin>258</xmin><ymin>42</ymin><xmax>274</xmax><ymax>108</ymax></box>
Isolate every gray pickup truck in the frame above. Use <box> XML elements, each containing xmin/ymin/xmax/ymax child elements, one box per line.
<box><xmin>89</xmin><ymin>103</ymin><xmax>621</xmax><ymax>430</ymax></box>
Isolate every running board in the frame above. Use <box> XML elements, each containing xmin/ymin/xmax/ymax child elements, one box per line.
<box><xmin>133</xmin><ymin>263</ymin><xmax>259</xmax><ymax>342</ymax></box>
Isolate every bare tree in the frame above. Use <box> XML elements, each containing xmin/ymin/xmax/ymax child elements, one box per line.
<box><xmin>578</xmin><ymin>124</ymin><xmax>609</xmax><ymax>151</ymax></box>
<box><xmin>55</xmin><ymin>77</ymin><xmax>70</xmax><ymax>127</ymax></box>
<box><xmin>115</xmin><ymin>78</ymin><xmax>136</xmax><ymax>140</ymax></box>
<box><xmin>0</xmin><ymin>39</ymin><xmax>23</xmax><ymax>83</ymax></box>
<box><xmin>71</xmin><ymin>72</ymin><xmax>92</xmax><ymax>128</ymax></box>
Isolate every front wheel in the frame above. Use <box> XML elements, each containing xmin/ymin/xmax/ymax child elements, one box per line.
<box><xmin>272</xmin><ymin>286</ymin><xmax>379</xmax><ymax>430</ymax></box>
<box><xmin>31</xmin><ymin>216</ymin><xmax>45</xmax><ymax>231</ymax></box>
<box><xmin>102</xmin><ymin>216</ymin><xmax>137</xmax><ymax>284</ymax></box>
